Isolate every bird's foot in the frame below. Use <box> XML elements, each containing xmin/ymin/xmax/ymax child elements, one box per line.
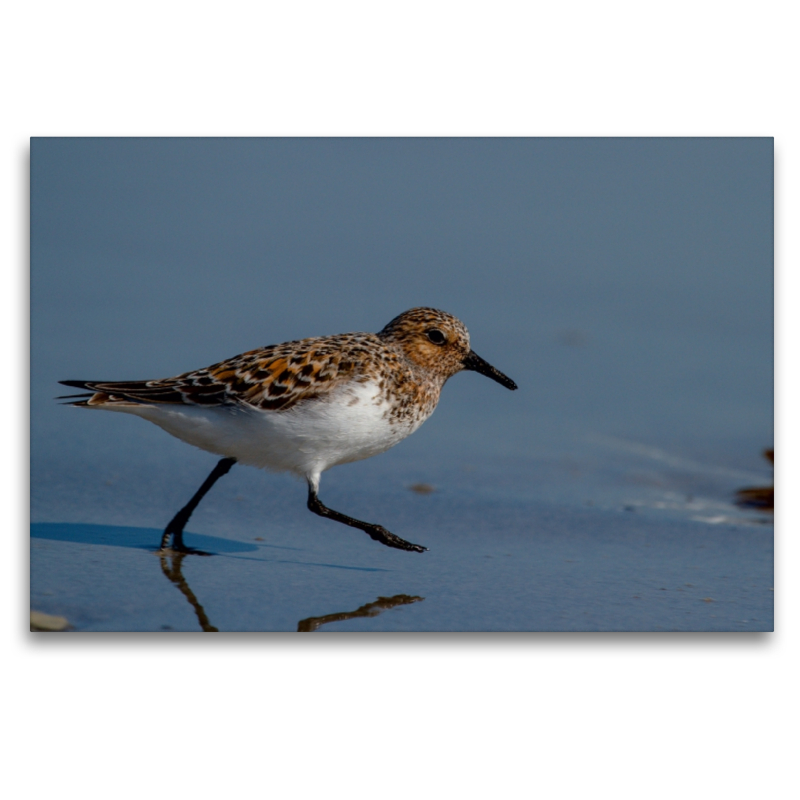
<box><xmin>365</xmin><ymin>525</ymin><xmax>428</xmax><ymax>553</ymax></box>
<box><xmin>156</xmin><ymin>545</ymin><xmax>213</xmax><ymax>557</ymax></box>
<box><xmin>157</xmin><ymin>530</ymin><xmax>213</xmax><ymax>557</ymax></box>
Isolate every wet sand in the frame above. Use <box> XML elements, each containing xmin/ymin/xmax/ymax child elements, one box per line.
<box><xmin>31</xmin><ymin>442</ymin><xmax>773</xmax><ymax>632</ymax></box>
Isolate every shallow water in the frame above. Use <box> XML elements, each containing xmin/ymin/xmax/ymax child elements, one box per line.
<box><xmin>30</xmin><ymin>138</ymin><xmax>773</xmax><ymax>631</ymax></box>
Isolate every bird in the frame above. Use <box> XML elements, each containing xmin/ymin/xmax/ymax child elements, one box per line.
<box><xmin>59</xmin><ymin>307</ymin><xmax>517</xmax><ymax>554</ymax></box>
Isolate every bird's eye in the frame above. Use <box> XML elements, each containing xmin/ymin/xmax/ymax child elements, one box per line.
<box><xmin>426</xmin><ymin>329</ymin><xmax>446</xmax><ymax>345</ymax></box>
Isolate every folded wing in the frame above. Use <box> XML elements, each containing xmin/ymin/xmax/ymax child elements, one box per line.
<box><xmin>59</xmin><ymin>334</ymin><xmax>376</xmax><ymax>412</ymax></box>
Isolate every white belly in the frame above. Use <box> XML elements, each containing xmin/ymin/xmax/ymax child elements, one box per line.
<box><xmin>101</xmin><ymin>380</ymin><xmax>429</xmax><ymax>478</ymax></box>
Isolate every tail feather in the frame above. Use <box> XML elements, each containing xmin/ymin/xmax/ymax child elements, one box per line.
<box><xmin>58</xmin><ymin>378</ymin><xmax>191</xmax><ymax>406</ymax></box>
<box><xmin>59</xmin><ymin>380</ymin><xmax>95</xmax><ymax>390</ymax></box>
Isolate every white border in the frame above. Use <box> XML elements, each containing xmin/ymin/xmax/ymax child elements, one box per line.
<box><xmin>5</xmin><ymin>3</ymin><xmax>794</xmax><ymax>797</ymax></box>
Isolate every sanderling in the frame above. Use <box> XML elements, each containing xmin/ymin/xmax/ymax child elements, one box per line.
<box><xmin>59</xmin><ymin>307</ymin><xmax>517</xmax><ymax>554</ymax></box>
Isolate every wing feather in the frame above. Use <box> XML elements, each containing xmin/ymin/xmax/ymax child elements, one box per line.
<box><xmin>59</xmin><ymin>333</ymin><xmax>387</xmax><ymax>412</ymax></box>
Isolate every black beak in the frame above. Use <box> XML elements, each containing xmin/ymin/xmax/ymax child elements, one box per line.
<box><xmin>462</xmin><ymin>350</ymin><xmax>518</xmax><ymax>390</ymax></box>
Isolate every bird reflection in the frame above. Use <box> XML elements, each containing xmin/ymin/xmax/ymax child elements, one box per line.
<box><xmin>157</xmin><ymin>552</ymin><xmax>423</xmax><ymax>632</ymax></box>
<box><xmin>158</xmin><ymin>552</ymin><xmax>219</xmax><ymax>632</ymax></box>
<box><xmin>297</xmin><ymin>594</ymin><xmax>424</xmax><ymax>632</ymax></box>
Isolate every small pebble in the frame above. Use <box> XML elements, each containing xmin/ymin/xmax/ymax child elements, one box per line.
<box><xmin>30</xmin><ymin>611</ymin><xmax>69</xmax><ymax>631</ymax></box>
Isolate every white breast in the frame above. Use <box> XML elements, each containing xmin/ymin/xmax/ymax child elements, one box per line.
<box><xmin>102</xmin><ymin>379</ymin><xmax>432</xmax><ymax>479</ymax></box>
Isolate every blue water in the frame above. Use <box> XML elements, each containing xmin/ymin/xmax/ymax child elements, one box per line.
<box><xmin>30</xmin><ymin>138</ymin><xmax>773</xmax><ymax>631</ymax></box>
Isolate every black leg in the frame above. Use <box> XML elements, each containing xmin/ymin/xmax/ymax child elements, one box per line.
<box><xmin>160</xmin><ymin>457</ymin><xmax>237</xmax><ymax>554</ymax></box>
<box><xmin>307</xmin><ymin>487</ymin><xmax>427</xmax><ymax>553</ymax></box>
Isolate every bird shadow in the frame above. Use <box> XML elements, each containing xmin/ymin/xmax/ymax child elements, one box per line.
<box><xmin>31</xmin><ymin>522</ymin><xmax>260</xmax><ymax>553</ymax></box>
